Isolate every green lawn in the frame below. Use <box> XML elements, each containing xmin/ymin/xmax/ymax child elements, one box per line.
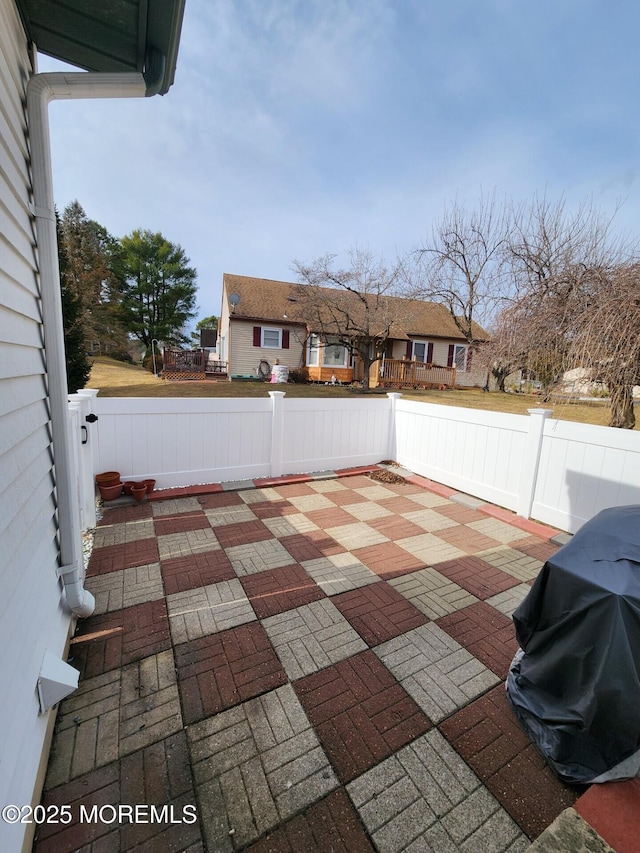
<box><xmin>87</xmin><ymin>357</ymin><xmax>629</xmax><ymax>429</ymax></box>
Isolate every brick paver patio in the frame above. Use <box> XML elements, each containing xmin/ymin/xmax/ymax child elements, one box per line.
<box><xmin>34</xmin><ymin>470</ymin><xmax>586</xmax><ymax>853</ymax></box>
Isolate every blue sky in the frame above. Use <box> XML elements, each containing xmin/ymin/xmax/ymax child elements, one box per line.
<box><xmin>40</xmin><ymin>0</ymin><xmax>640</xmax><ymax>328</ymax></box>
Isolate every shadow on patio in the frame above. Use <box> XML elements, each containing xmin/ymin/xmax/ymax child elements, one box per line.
<box><xmin>33</xmin><ymin>468</ymin><xmax>610</xmax><ymax>852</ymax></box>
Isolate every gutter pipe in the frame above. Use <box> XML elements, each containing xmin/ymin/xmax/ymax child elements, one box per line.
<box><xmin>26</xmin><ymin>71</ymin><xmax>148</xmax><ymax>617</ymax></box>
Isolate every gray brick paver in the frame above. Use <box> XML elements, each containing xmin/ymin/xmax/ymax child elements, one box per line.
<box><xmin>263</xmin><ymin>600</ymin><xmax>366</xmax><ymax>679</ymax></box>
<box><xmin>226</xmin><ymin>538</ymin><xmax>294</xmax><ymax>575</ymax></box>
<box><xmin>187</xmin><ymin>685</ymin><xmax>337</xmax><ymax>850</ymax></box>
<box><xmin>375</xmin><ymin>624</ymin><xmax>499</xmax><ymax>721</ymax></box>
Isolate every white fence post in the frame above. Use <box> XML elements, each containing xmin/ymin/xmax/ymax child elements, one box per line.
<box><xmin>386</xmin><ymin>393</ymin><xmax>402</xmax><ymax>460</ymax></box>
<box><xmin>517</xmin><ymin>408</ymin><xmax>552</xmax><ymax>518</ymax></box>
<box><xmin>269</xmin><ymin>391</ymin><xmax>286</xmax><ymax>477</ymax></box>
<box><xmin>73</xmin><ymin>389</ymin><xmax>99</xmax><ymax>529</ymax></box>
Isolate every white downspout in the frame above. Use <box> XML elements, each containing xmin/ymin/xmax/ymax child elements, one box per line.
<box><xmin>27</xmin><ymin>71</ymin><xmax>147</xmax><ymax>617</ymax></box>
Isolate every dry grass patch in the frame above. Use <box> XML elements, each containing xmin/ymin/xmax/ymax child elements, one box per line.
<box><xmin>88</xmin><ymin>358</ymin><xmax>633</xmax><ymax>428</ymax></box>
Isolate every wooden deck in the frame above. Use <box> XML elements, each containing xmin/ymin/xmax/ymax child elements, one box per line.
<box><xmin>162</xmin><ymin>349</ymin><xmax>228</xmax><ymax>380</ymax></box>
<box><xmin>370</xmin><ymin>358</ymin><xmax>457</xmax><ymax>390</ymax></box>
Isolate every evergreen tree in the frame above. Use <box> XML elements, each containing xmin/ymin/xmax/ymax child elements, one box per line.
<box><xmin>60</xmin><ymin>201</ymin><xmax>127</xmax><ymax>355</ymax></box>
<box><xmin>115</xmin><ymin>229</ymin><xmax>198</xmax><ymax>350</ymax></box>
<box><xmin>57</xmin><ymin>211</ymin><xmax>91</xmax><ymax>392</ymax></box>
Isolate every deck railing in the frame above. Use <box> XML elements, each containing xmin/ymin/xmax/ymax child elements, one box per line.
<box><xmin>372</xmin><ymin>358</ymin><xmax>456</xmax><ymax>389</ymax></box>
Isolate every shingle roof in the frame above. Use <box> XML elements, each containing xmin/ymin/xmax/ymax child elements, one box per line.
<box><xmin>223</xmin><ymin>274</ymin><xmax>489</xmax><ymax>341</ymax></box>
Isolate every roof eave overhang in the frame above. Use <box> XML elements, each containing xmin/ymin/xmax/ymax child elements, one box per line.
<box><xmin>15</xmin><ymin>0</ymin><xmax>186</xmax><ymax>96</ymax></box>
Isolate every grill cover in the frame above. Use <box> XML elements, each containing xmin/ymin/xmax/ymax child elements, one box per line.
<box><xmin>506</xmin><ymin>505</ymin><xmax>640</xmax><ymax>784</ymax></box>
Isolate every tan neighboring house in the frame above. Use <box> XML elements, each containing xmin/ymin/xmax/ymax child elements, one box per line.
<box><xmin>218</xmin><ymin>274</ymin><xmax>488</xmax><ymax>387</ymax></box>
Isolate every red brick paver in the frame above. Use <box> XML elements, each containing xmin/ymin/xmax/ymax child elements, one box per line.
<box><xmin>197</xmin><ymin>491</ymin><xmax>244</xmax><ymax>509</ymax></box>
<box><xmin>87</xmin><ymin>538</ymin><xmax>159</xmax><ymax>576</ymax></box>
<box><xmin>160</xmin><ymin>550</ymin><xmax>235</xmax><ymax>595</ymax></box>
<box><xmin>440</xmin><ymin>684</ymin><xmax>579</xmax><ymax>839</ymax></box>
<box><xmin>96</xmin><ymin>503</ymin><xmax>153</xmax><ymax>525</ymax></box>
<box><xmin>295</xmin><ymin>650</ymin><xmax>431</xmax><ymax>783</ymax></box>
<box><xmin>241</xmin><ymin>563</ymin><xmax>326</xmax><ymax>619</ymax></box>
<box><xmin>367</xmin><ymin>514</ymin><xmax>426</xmax><ymax>541</ymax></box>
<box><xmin>511</xmin><ymin>535</ymin><xmax>560</xmax><ymax>562</ymax></box>
<box><xmin>246</xmin><ymin>789</ymin><xmax>375</xmax><ymax>853</ymax></box>
<box><xmin>70</xmin><ymin>599</ymin><xmax>171</xmax><ymax>677</ymax></box>
<box><xmin>213</xmin><ymin>519</ymin><xmax>273</xmax><ymax>548</ymax></box>
<box><xmin>250</xmin><ymin>500</ymin><xmax>298</xmax><ymax>519</ymax></box>
<box><xmin>306</xmin><ymin>506</ymin><xmax>357</xmax><ymax>529</ymax></box>
<box><xmin>433</xmin><ymin>555</ymin><xmax>520</xmax><ymax>600</ymax></box>
<box><xmin>333</xmin><ymin>582</ymin><xmax>428</xmax><ymax>646</ymax></box>
<box><xmin>280</xmin><ymin>531</ymin><xmax>345</xmax><ymax>562</ymax></box>
<box><xmin>153</xmin><ymin>510</ymin><xmax>211</xmax><ymax>536</ymax></box>
<box><xmin>174</xmin><ymin>622</ymin><xmax>287</xmax><ymax>724</ymax></box>
<box><xmin>435</xmin><ymin>524</ymin><xmax>502</xmax><ymax>554</ymax></box>
<box><xmin>436</xmin><ymin>601</ymin><xmax>519</xmax><ymax>679</ymax></box>
<box><xmin>352</xmin><ymin>541</ymin><xmax>425</xmax><ymax>579</ymax></box>
<box><xmin>33</xmin><ymin>732</ymin><xmax>202</xmax><ymax>853</ymax></box>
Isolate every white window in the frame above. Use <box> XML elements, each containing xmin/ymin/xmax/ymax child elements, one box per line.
<box><xmin>262</xmin><ymin>327</ymin><xmax>282</xmax><ymax>348</ymax></box>
<box><xmin>412</xmin><ymin>341</ymin><xmax>427</xmax><ymax>362</ymax></box>
<box><xmin>453</xmin><ymin>344</ymin><xmax>467</xmax><ymax>371</ymax></box>
<box><xmin>306</xmin><ymin>334</ymin><xmax>320</xmax><ymax>366</ymax></box>
<box><xmin>322</xmin><ymin>341</ymin><xmax>348</xmax><ymax>367</ymax></box>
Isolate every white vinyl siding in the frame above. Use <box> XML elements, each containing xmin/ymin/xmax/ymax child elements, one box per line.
<box><xmin>0</xmin><ymin>3</ymin><xmax>74</xmax><ymax>849</ymax></box>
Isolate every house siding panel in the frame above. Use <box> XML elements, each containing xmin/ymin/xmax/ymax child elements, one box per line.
<box><xmin>231</xmin><ymin>320</ymin><xmax>304</xmax><ymax>378</ymax></box>
<box><xmin>0</xmin><ymin>3</ymin><xmax>72</xmax><ymax>849</ymax></box>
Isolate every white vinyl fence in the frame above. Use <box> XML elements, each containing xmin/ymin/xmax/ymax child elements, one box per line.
<box><xmin>71</xmin><ymin>390</ymin><xmax>640</xmax><ymax>534</ymax></box>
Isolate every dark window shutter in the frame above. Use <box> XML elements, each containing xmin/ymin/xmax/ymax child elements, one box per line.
<box><xmin>427</xmin><ymin>342</ymin><xmax>433</xmax><ymax>363</ymax></box>
<box><xmin>253</xmin><ymin>326</ymin><xmax>261</xmax><ymax>347</ymax></box>
<box><xmin>447</xmin><ymin>344</ymin><xmax>454</xmax><ymax>367</ymax></box>
<box><xmin>282</xmin><ymin>330</ymin><xmax>290</xmax><ymax>349</ymax></box>
<box><xmin>466</xmin><ymin>346</ymin><xmax>473</xmax><ymax>369</ymax></box>
<box><xmin>405</xmin><ymin>340</ymin><xmax>413</xmax><ymax>359</ymax></box>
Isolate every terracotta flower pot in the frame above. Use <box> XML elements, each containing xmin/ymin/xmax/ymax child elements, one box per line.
<box><xmin>122</xmin><ymin>481</ymin><xmax>136</xmax><ymax>495</ymax></box>
<box><xmin>96</xmin><ymin>471</ymin><xmax>120</xmax><ymax>487</ymax></box>
<box><xmin>131</xmin><ymin>483</ymin><xmax>147</xmax><ymax>502</ymax></box>
<box><xmin>142</xmin><ymin>479</ymin><xmax>156</xmax><ymax>494</ymax></box>
<box><xmin>99</xmin><ymin>482</ymin><xmax>123</xmax><ymax>501</ymax></box>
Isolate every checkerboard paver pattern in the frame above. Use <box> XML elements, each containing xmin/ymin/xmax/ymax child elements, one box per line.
<box><xmin>188</xmin><ymin>684</ymin><xmax>339</xmax><ymax>851</ymax></box>
<box><xmin>389</xmin><ymin>566</ymin><xmax>478</xmax><ymax>620</ymax></box>
<box><xmin>347</xmin><ymin>730</ymin><xmax>528</xmax><ymax>852</ymax></box>
<box><xmin>36</xmin><ymin>473</ymin><xmax>578</xmax><ymax>853</ymax></box>
<box><xmin>226</xmin><ymin>537</ymin><xmax>296</xmax><ymax>576</ymax></box>
<box><xmin>375</xmin><ymin>623</ymin><xmax>500</xmax><ymax>723</ymax></box>
<box><xmin>295</xmin><ymin>650</ymin><xmax>431</xmax><ymax>783</ymax></box>
<box><xmin>69</xmin><ymin>598</ymin><xmax>171</xmax><ymax>678</ymax></box>
<box><xmin>157</xmin><ymin>526</ymin><xmax>221</xmax><ymax>560</ymax></box>
<box><xmin>245</xmin><ymin>789</ymin><xmax>374</xmax><ymax>853</ymax></box>
<box><xmin>160</xmin><ymin>548</ymin><xmax>235</xmax><ymax>594</ymax></box>
<box><xmin>263</xmin><ymin>599</ymin><xmax>367</xmax><ymax>680</ymax></box>
<box><xmin>240</xmin><ymin>563</ymin><xmax>326</xmax><ymax>618</ymax></box>
<box><xmin>175</xmin><ymin>622</ymin><xmax>287</xmax><ymax>723</ymax></box>
<box><xmin>301</xmin><ymin>553</ymin><xmax>378</xmax><ymax>595</ymax></box>
<box><xmin>87</xmin><ymin>562</ymin><xmax>164</xmax><ymax>613</ymax></box>
<box><xmin>333</xmin><ymin>582</ymin><xmax>429</xmax><ymax>646</ymax></box>
<box><xmin>440</xmin><ymin>685</ymin><xmax>579</xmax><ymax>840</ymax></box>
<box><xmin>167</xmin><ymin>578</ymin><xmax>256</xmax><ymax>644</ymax></box>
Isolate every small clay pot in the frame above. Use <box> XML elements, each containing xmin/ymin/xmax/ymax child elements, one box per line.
<box><xmin>99</xmin><ymin>482</ymin><xmax>123</xmax><ymax>501</ymax></box>
<box><xmin>131</xmin><ymin>483</ymin><xmax>147</xmax><ymax>502</ymax></box>
<box><xmin>96</xmin><ymin>471</ymin><xmax>120</xmax><ymax>487</ymax></box>
<box><xmin>142</xmin><ymin>479</ymin><xmax>156</xmax><ymax>494</ymax></box>
<box><xmin>122</xmin><ymin>481</ymin><xmax>136</xmax><ymax>496</ymax></box>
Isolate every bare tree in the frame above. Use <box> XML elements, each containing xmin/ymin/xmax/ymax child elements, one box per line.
<box><xmin>489</xmin><ymin>195</ymin><xmax>638</xmax><ymax>426</ymax></box>
<box><xmin>291</xmin><ymin>248</ymin><xmax>405</xmax><ymax>390</ymax></box>
<box><xmin>567</xmin><ymin>263</ymin><xmax>640</xmax><ymax>428</ymax></box>
<box><xmin>407</xmin><ymin>192</ymin><xmax>509</xmax><ymax>343</ymax></box>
